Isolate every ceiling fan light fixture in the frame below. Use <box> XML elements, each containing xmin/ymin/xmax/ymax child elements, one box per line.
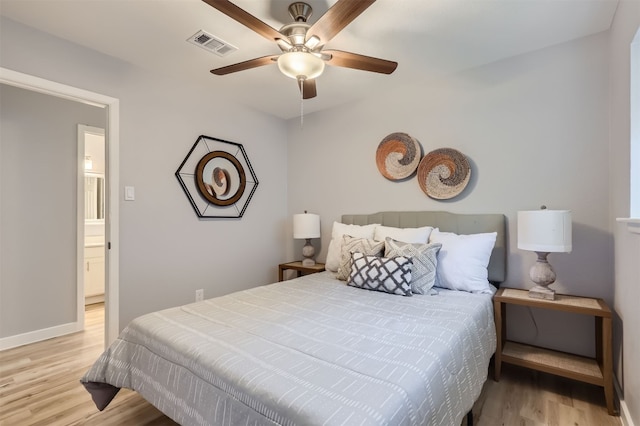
<box><xmin>277</xmin><ymin>51</ymin><xmax>325</xmax><ymax>80</ymax></box>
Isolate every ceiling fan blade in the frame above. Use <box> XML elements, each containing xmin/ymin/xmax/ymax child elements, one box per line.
<box><xmin>202</xmin><ymin>0</ymin><xmax>283</xmax><ymax>41</ymax></box>
<box><xmin>307</xmin><ymin>0</ymin><xmax>376</xmax><ymax>44</ymax></box>
<box><xmin>323</xmin><ymin>50</ymin><xmax>397</xmax><ymax>74</ymax></box>
<box><xmin>299</xmin><ymin>79</ymin><xmax>317</xmax><ymax>99</ymax></box>
<box><xmin>210</xmin><ymin>55</ymin><xmax>279</xmax><ymax>75</ymax></box>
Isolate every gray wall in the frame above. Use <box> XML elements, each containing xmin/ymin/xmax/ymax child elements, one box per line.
<box><xmin>609</xmin><ymin>1</ymin><xmax>640</xmax><ymax>422</ymax></box>
<box><xmin>0</xmin><ymin>84</ymin><xmax>106</xmax><ymax>337</ymax></box>
<box><xmin>286</xmin><ymin>32</ymin><xmax>611</xmax><ymax>358</ymax></box>
<box><xmin>1</xmin><ymin>17</ymin><xmax>289</xmax><ymax>331</ymax></box>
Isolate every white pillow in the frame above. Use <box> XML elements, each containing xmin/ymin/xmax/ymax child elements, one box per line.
<box><xmin>325</xmin><ymin>222</ymin><xmax>379</xmax><ymax>272</ymax></box>
<box><xmin>429</xmin><ymin>228</ymin><xmax>497</xmax><ymax>294</ymax></box>
<box><xmin>374</xmin><ymin>225</ymin><xmax>433</xmax><ymax>244</ymax></box>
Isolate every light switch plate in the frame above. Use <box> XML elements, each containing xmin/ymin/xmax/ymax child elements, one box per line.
<box><xmin>125</xmin><ymin>186</ymin><xmax>135</xmax><ymax>201</ymax></box>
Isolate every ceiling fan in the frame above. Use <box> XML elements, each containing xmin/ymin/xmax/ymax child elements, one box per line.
<box><xmin>203</xmin><ymin>0</ymin><xmax>398</xmax><ymax>99</ymax></box>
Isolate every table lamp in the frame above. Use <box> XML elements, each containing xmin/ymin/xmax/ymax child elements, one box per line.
<box><xmin>293</xmin><ymin>211</ymin><xmax>320</xmax><ymax>267</ymax></box>
<box><xmin>517</xmin><ymin>208</ymin><xmax>572</xmax><ymax>300</ymax></box>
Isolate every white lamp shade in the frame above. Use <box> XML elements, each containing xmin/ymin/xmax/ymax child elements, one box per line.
<box><xmin>277</xmin><ymin>52</ymin><xmax>325</xmax><ymax>80</ymax></box>
<box><xmin>293</xmin><ymin>213</ymin><xmax>320</xmax><ymax>239</ymax></box>
<box><xmin>517</xmin><ymin>210</ymin><xmax>572</xmax><ymax>253</ymax></box>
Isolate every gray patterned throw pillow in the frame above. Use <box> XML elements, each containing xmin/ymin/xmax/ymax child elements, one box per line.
<box><xmin>348</xmin><ymin>252</ymin><xmax>413</xmax><ymax>296</ymax></box>
<box><xmin>384</xmin><ymin>238</ymin><xmax>442</xmax><ymax>295</ymax></box>
<box><xmin>336</xmin><ymin>235</ymin><xmax>385</xmax><ymax>281</ymax></box>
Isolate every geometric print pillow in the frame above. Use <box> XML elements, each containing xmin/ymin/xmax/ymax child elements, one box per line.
<box><xmin>347</xmin><ymin>252</ymin><xmax>413</xmax><ymax>296</ymax></box>
<box><xmin>384</xmin><ymin>238</ymin><xmax>442</xmax><ymax>295</ymax></box>
<box><xmin>336</xmin><ymin>235</ymin><xmax>385</xmax><ymax>281</ymax></box>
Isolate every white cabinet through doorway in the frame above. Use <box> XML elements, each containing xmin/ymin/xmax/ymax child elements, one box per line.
<box><xmin>84</xmin><ymin>245</ymin><xmax>104</xmax><ymax>304</ymax></box>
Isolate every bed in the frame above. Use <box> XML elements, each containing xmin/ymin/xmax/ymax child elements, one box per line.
<box><xmin>81</xmin><ymin>211</ymin><xmax>506</xmax><ymax>425</ymax></box>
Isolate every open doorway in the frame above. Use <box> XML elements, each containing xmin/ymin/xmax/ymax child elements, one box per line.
<box><xmin>0</xmin><ymin>67</ymin><xmax>120</xmax><ymax>349</ymax></box>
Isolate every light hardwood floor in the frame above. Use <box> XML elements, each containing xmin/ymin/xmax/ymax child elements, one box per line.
<box><xmin>0</xmin><ymin>304</ymin><xmax>621</xmax><ymax>426</ymax></box>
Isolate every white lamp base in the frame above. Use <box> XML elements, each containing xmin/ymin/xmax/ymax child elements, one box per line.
<box><xmin>528</xmin><ymin>251</ymin><xmax>556</xmax><ymax>300</ymax></box>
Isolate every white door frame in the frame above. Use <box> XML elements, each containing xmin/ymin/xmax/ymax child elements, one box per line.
<box><xmin>631</xmin><ymin>28</ymin><xmax>640</xmax><ymax>217</ymax></box>
<box><xmin>0</xmin><ymin>67</ymin><xmax>120</xmax><ymax>347</ymax></box>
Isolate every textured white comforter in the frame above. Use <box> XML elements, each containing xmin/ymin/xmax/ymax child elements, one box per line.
<box><xmin>81</xmin><ymin>272</ymin><xmax>496</xmax><ymax>425</ymax></box>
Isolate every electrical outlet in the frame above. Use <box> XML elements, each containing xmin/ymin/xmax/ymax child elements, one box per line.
<box><xmin>195</xmin><ymin>289</ymin><xmax>204</xmax><ymax>302</ymax></box>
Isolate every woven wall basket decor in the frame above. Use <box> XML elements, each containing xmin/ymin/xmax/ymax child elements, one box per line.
<box><xmin>375</xmin><ymin>132</ymin><xmax>422</xmax><ymax>181</ymax></box>
<box><xmin>417</xmin><ymin>148</ymin><xmax>471</xmax><ymax>200</ymax></box>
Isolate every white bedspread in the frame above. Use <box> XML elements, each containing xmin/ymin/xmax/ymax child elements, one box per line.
<box><xmin>81</xmin><ymin>272</ymin><xmax>496</xmax><ymax>426</ymax></box>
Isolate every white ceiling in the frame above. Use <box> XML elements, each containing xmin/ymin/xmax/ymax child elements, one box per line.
<box><xmin>0</xmin><ymin>0</ymin><xmax>618</xmax><ymax>120</ymax></box>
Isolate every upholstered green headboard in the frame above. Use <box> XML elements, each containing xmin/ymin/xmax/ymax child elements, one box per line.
<box><xmin>341</xmin><ymin>211</ymin><xmax>507</xmax><ymax>284</ymax></box>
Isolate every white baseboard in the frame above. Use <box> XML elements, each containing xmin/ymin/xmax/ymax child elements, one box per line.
<box><xmin>0</xmin><ymin>321</ymin><xmax>82</xmax><ymax>351</ymax></box>
<box><xmin>616</xmin><ymin>379</ymin><xmax>636</xmax><ymax>426</ymax></box>
<box><xmin>620</xmin><ymin>399</ymin><xmax>636</xmax><ymax>426</ymax></box>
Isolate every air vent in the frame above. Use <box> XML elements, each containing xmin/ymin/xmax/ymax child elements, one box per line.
<box><xmin>187</xmin><ymin>30</ymin><xmax>237</xmax><ymax>57</ymax></box>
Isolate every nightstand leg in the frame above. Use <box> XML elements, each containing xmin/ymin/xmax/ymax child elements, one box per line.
<box><xmin>494</xmin><ymin>300</ymin><xmax>505</xmax><ymax>381</ymax></box>
<box><xmin>278</xmin><ymin>267</ymin><xmax>284</xmax><ymax>282</ymax></box>
<box><xmin>595</xmin><ymin>317</ymin><xmax>603</xmax><ymax>364</ymax></box>
<box><xmin>600</xmin><ymin>316</ymin><xmax>616</xmax><ymax>415</ymax></box>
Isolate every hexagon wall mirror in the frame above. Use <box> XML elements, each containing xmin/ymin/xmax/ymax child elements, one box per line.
<box><xmin>176</xmin><ymin>135</ymin><xmax>258</xmax><ymax>218</ymax></box>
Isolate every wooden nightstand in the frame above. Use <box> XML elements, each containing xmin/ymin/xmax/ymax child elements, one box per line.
<box><xmin>278</xmin><ymin>261</ymin><xmax>326</xmax><ymax>282</ymax></box>
<box><xmin>493</xmin><ymin>287</ymin><xmax>616</xmax><ymax>415</ymax></box>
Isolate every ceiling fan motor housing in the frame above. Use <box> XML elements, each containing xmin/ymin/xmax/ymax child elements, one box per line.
<box><xmin>288</xmin><ymin>2</ymin><xmax>313</xmax><ymax>22</ymax></box>
<box><xmin>279</xmin><ymin>22</ymin><xmax>312</xmax><ymax>50</ymax></box>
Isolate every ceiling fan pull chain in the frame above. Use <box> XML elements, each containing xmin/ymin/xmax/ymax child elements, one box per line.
<box><xmin>299</xmin><ymin>77</ymin><xmax>304</xmax><ymax>128</ymax></box>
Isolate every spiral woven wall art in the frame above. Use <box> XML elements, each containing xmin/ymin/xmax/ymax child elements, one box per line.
<box><xmin>375</xmin><ymin>132</ymin><xmax>422</xmax><ymax>181</ymax></box>
<box><xmin>417</xmin><ymin>148</ymin><xmax>471</xmax><ymax>200</ymax></box>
